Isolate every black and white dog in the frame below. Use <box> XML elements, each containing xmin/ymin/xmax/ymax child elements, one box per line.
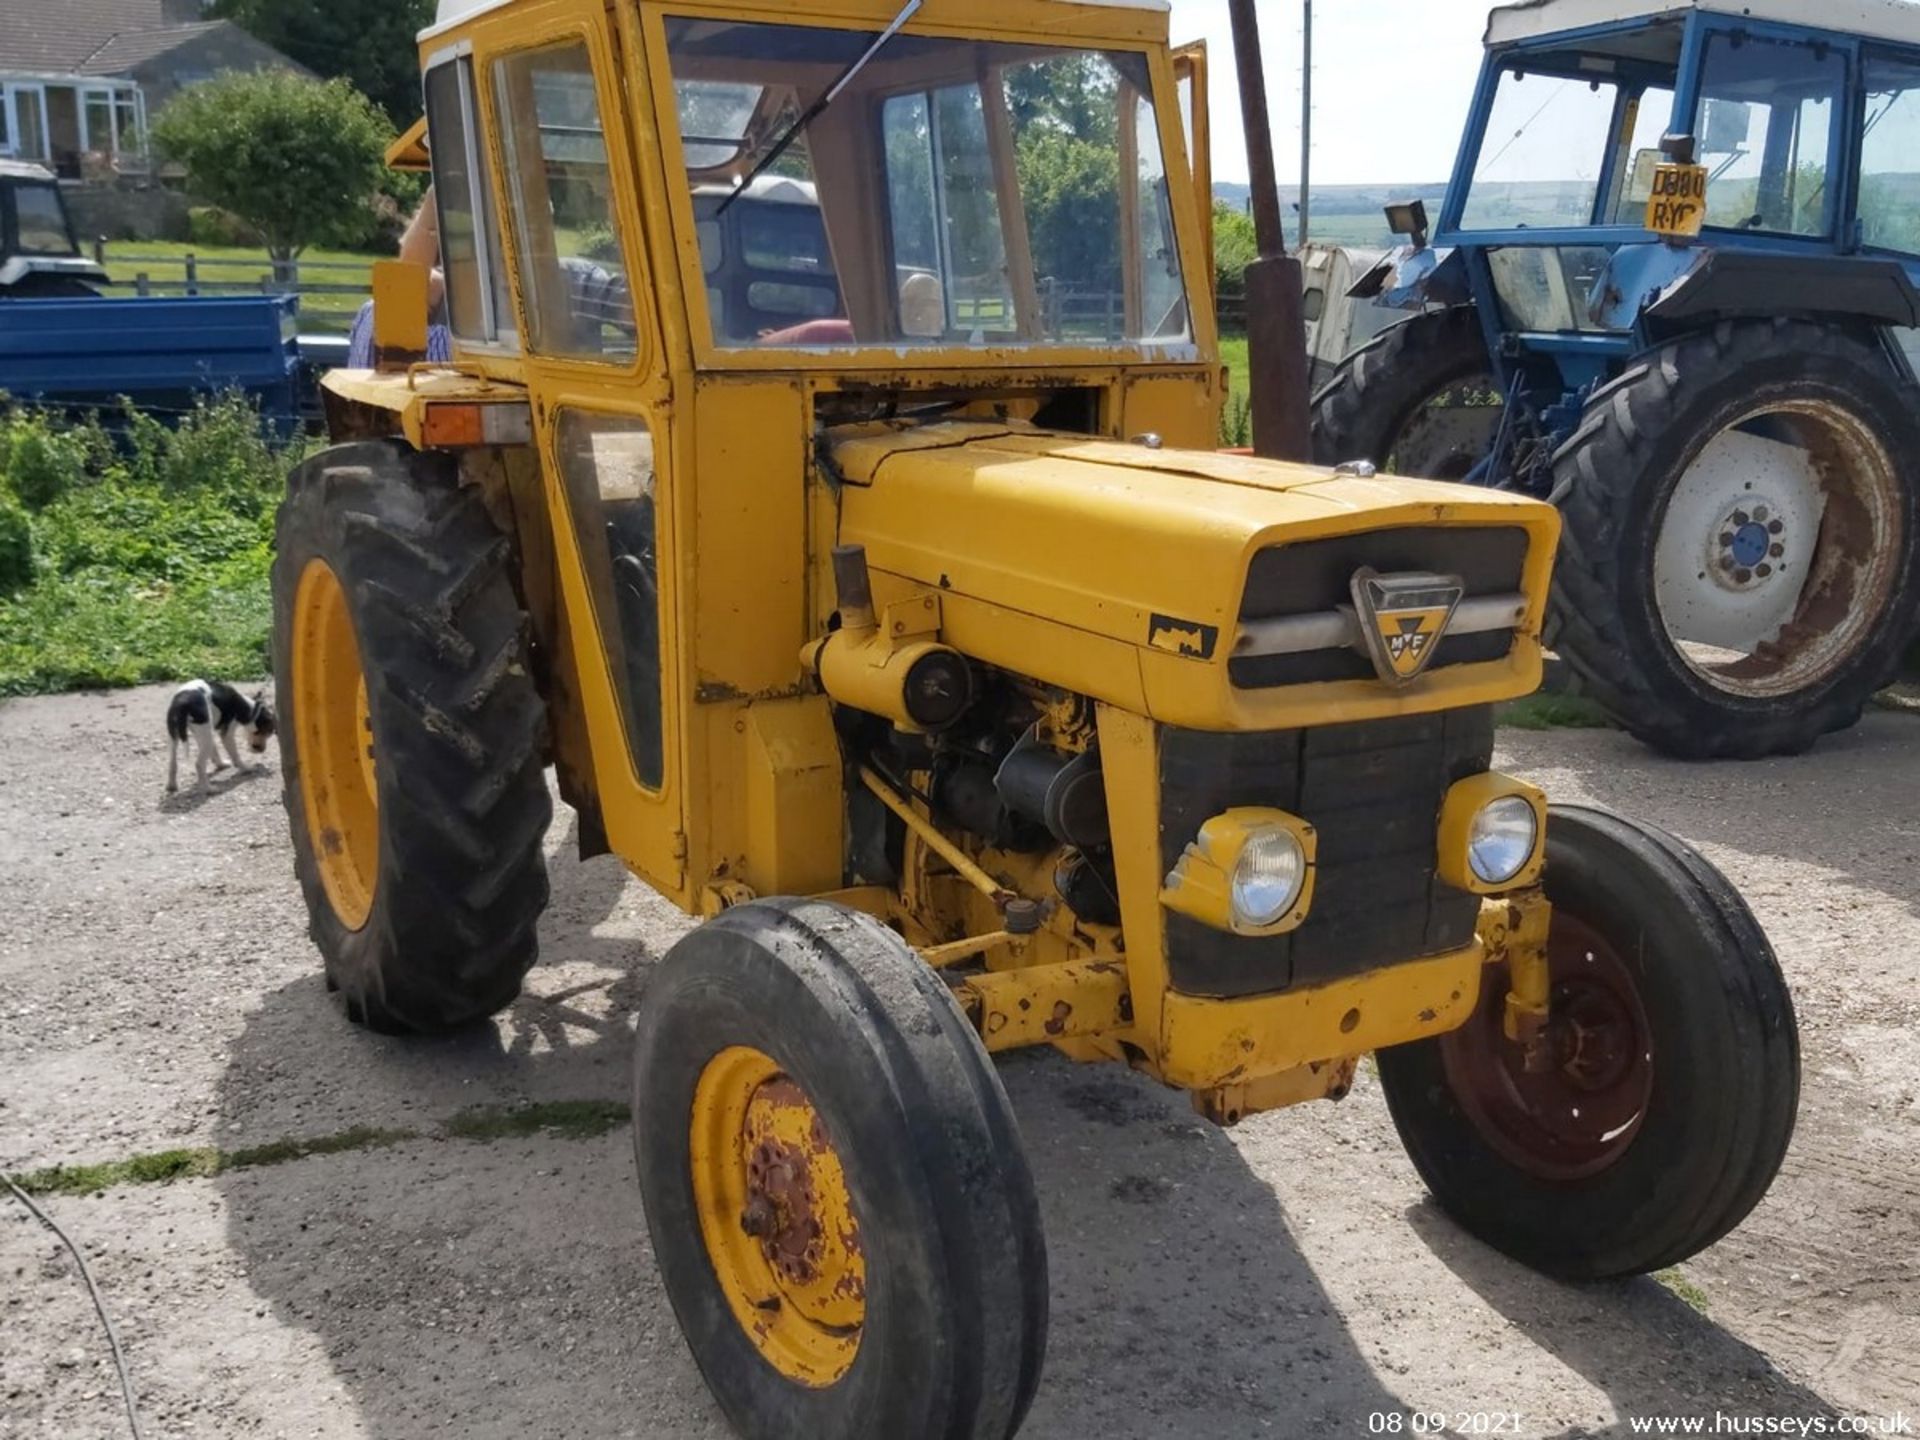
<box><xmin>166</xmin><ymin>680</ymin><xmax>276</xmax><ymax>793</ymax></box>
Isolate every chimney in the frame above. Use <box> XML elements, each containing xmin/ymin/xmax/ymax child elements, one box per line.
<box><xmin>160</xmin><ymin>0</ymin><xmax>209</xmax><ymax>22</ymax></box>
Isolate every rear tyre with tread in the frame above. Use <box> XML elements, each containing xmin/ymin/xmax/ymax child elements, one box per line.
<box><xmin>1378</xmin><ymin>805</ymin><xmax>1798</xmax><ymax>1280</ymax></box>
<box><xmin>632</xmin><ymin>899</ymin><xmax>1048</xmax><ymax>1440</ymax></box>
<box><xmin>1310</xmin><ymin>307</ymin><xmax>1500</xmax><ymax>480</ymax></box>
<box><xmin>1550</xmin><ymin>319</ymin><xmax>1920</xmax><ymax>758</ymax></box>
<box><xmin>272</xmin><ymin>440</ymin><xmax>551</xmax><ymax>1033</ymax></box>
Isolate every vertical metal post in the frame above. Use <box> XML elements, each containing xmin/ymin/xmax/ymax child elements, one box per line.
<box><xmin>1299</xmin><ymin>0</ymin><xmax>1312</xmax><ymax>249</ymax></box>
<box><xmin>184</xmin><ymin>252</ymin><xmax>197</xmax><ymax>296</ymax></box>
<box><xmin>1227</xmin><ymin>0</ymin><xmax>1313</xmax><ymax>461</ymax></box>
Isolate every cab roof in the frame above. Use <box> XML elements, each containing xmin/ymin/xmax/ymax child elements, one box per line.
<box><xmin>1486</xmin><ymin>0</ymin><xmax>1920</xmax><ymax>49</ymax></box>
<box><xmin>428</xmin><ymin>0</ymin><xmax>1167</xmax><ymax>37</ymax></box>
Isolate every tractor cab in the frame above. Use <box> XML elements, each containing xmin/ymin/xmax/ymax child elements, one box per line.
<box><xmin>1315</xmin><ymin>0</ymin><xmax>1920</xmax><ymax>762</ymax></box>
<box><xmin>0</xmin><ymin>161</ymin><xmax>108</xmax><ymax>297</ymax></box>
<box><xmin>1427</xmin><ymin>0</ymin><xmax>1920</xmax><ymax>350</ymax></box>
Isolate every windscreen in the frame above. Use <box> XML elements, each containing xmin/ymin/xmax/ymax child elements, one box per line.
<box><xmin>663</xmin><ymin>17</ymin><xmax>1191</xmax><ymax>352</ymax></box>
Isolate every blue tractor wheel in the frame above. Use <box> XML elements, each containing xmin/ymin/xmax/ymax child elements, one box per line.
<box><xmin>1310</xmin><ymin>307</ymin><xmax>1503</xmax><ymax>481</ymax></box>
<box><xmin>1550</xmin><ymin>320</ymin><xmax>1920</xmax><ymax>758</ymax></box>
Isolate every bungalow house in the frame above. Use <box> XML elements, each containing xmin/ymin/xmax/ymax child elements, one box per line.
<box><xmin>0</xmin><ymin>0</ymin><xmax>305</xmax><ymax>179</ymax></box>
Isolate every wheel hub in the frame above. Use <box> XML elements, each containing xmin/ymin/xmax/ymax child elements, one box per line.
<box><xmin>1707</xmin><ymin>498</ymin><xmax>1789</xmax><ymax>592</ymax></box>
<box><xmin>1440</xmin><ymin>913</ymin><xmax>1655</xmax><ymax>1181</ymax></box>
<box><xmin>1651</xmin><ymin>402</ymin><xmax>1903</xmax><ymax>698</ymax></box>
<box><xmin>689</xmin><ymin>1047</ymin><xmax>865</xmax><ymax>1387</ymax></box>
<box><xmin>290</xmin><ymin>559</ymin><xmax>379</xmax><ymax>931</ymax></box>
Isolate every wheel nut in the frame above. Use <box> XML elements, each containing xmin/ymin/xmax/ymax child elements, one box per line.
<box><xmin>741</xmin><ymin>1195</ymin><xmax>776</xmax><ymax>1237</ymax></box>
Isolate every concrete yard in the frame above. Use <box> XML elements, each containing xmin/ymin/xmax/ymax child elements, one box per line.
<box><xmin>2</xmin><ymin>685</ymin><xmax>1916</xmax><ymax>1438</ymax></box>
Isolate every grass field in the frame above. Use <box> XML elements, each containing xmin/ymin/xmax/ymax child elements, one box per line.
<box><xmin>98</xmin><ymin>241</ymin><xmax>381</xmax><ymax>335</ymax></box>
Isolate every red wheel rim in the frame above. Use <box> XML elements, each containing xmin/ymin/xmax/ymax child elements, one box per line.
<box><xmin>1440</xmin><ymin>911</ymin><xmax>1655</xmax><ymax>1181</ymax></box>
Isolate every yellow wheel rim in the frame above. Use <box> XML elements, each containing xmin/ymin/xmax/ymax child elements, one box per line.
<box><xmin>689</xmin><ymin>1046</ymin><xmax>866</xmax><ymax>1386</ymax></box>
<box><xmin>291</xmin><ymin>559</ymin><xmax>379</xmax><ymax>931</ymax></box>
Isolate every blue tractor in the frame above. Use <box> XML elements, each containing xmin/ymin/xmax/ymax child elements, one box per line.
<box><xmin>1310</xmin><ymin>0</ymin><xmax>1920</xmax><ymax>758</ymax></box>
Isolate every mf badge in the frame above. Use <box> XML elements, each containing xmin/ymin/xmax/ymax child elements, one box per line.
<box><xmin>1350</xmin><ymin>568</ymin><xmax>1463</xmax><ymax>684</ymax></box>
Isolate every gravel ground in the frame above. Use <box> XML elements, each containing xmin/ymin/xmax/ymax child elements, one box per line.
<box><xmin>2</xmin><ymin>684</ymin><xmax>1916</xmax><ymax>1439</ymax></box>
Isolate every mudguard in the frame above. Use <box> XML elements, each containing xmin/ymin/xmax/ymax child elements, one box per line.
<box><xmin>1591</xmin><ymin>243</ymin><xmax>1920</xmax><ymax>331</ymax></box>
<box><xmin>1348</xmin><ymin>244</ymin><xmax>1470</xmax><ymax>311</ymax></box>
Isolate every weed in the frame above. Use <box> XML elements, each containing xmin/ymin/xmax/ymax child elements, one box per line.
<box><xmin>1496</xmin><ymin>693</ymin><xmax>1615</xmax><ymax>731</ymax></box>
<box><xmin>443</xmin><ymin>1100</ymin><xmax>632</xmax><ymax>1142</ymax></box>
<box><xmin>8</xmin><ymin>1103</ymin><xmax>634</xmax><ymax>1198</ymax></box>
<box><xmin>1655</xmin><ymin>1266</ymin><xmax>1711</xmax><ymax>1314</ymax></box>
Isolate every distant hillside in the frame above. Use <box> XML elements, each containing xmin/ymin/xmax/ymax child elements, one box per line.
<box><xmin>1213</xmin><ymin>180</ymin><xmax>1450</xmax><ymax>246</ymax></box>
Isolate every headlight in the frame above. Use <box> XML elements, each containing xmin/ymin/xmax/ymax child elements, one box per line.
<box><xmin>1160</xmin><ymin>808</ymin><xmax>1317</xmax><ymax>936</ymax></box>
<box><xmin>1438</xmin><ymin>773</ymin><xmax>1546</xmax><ymax>893</ymax></box>
<box><xmin>1231</xmin><ymin>827</ymin><xmax>1307</xmax><ymax>928</ymax></box>
<box><xmin>1468</xmin><ymin>794</ymin><xmax>1539</xmax><ymax>885</ymax></box>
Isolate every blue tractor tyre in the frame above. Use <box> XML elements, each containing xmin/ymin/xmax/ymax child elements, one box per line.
<box><xmin>1309</xmin><ymin>306</ymin><xmax>1501</xmax><ymax>481</ymax></box>
<box><xmin>1549</xmin><ymin>318</ymin><xmax>1920</xmax><ymax>759</ymax></box>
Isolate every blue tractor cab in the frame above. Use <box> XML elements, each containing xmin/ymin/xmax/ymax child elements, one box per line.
<box><xmin>1311</xmin><ymin>0</ymin><xmax>1920</xmax><ymax>759</ymax></box>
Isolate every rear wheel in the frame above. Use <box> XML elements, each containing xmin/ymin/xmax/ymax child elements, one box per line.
<box><xmin>1551</xmin><ymin>320</ymin><xmax>1920</xmax><ymax>758</ymax></box>
<box><xmin>272</xmin><ymin>440</ymin><xmax>551</xmax><ymax>1032</ymax></box>
<box><xmin>632</xmin><ymin>899</ymin><xmax>1048</xmax><ymax>1440</ymax></box>
<box><xmin>1378</xmin><ymin>805</ymin><xmax>1798</xmax><ymax>1280</ymax></box>
<box><xmin>1310</xmin><ymin>306</ymin><xmax>1502</xmax><ymax>480</ymax></box>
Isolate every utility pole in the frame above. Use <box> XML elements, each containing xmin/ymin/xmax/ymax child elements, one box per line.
<box><xmin>1227</xmin><ymin>0</ymin><xmax>1313</xmax><ymax>461</ymax></box>
<box><xmin>1299</xmin><ymin>0</ymin><xmax>1312</xmax><ymax>249</ymax></box>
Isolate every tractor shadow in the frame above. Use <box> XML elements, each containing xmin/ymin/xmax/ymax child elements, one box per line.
<box><xmin>210</xmin><ymin>821</ymin><xmax>1846</xmax><ymax>1438</ymax></box>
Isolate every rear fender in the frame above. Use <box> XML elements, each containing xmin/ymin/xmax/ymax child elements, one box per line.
<box><xmin>1595</xmin><ymin>244</ymin><xmax>1920</xmax><ymax>332</ymax></box>
<box><xmin>1349</xmin><ymin>244</ymin><xmax>1468</xmax><ymax>310</ymax></box>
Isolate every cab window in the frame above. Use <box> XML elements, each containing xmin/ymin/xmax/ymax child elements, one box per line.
<box><xmin>494</xmin><ymin>42</ymin><xmax>638</xmax><ymax>361</ymax></box>
<box><xmin>11</xmin><ymin>184</ymin><xmax>76</xmax><ymax>255</ymax></box>
<box><xmin>423</xmin><ymin>57</ymin><xmax>515</xmax><ymax>346</ymax></box>
<box><xmin>1857</xmin><ymin>55</ymin><xmax>1920</xmax><ymax>255</ymax></box>
<box><xmin>553</xmin><ymin>410</ymin><xmax>663</xmax><ymax>789</ymax></box>
<box><xmin>1695</xmin><ymin>33</ymin><xmax>1839</xmax><ymax>238</ymax></box>
<box><xmin>662</xmin><ymin>18</ymin><xmax>1190</xmax><ymax>352</ymax></box>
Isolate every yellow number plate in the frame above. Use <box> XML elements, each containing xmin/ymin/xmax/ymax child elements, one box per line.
<box><xmin>1645</xmin><ymin>161</ymin><xmax>1708</xmax><ymax>239</ymax></box>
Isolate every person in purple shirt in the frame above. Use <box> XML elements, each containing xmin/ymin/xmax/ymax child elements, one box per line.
<box><xmin>345</xmin><ymin>190</ymin><xmax>453</xmax><ymax>367</ymax></box>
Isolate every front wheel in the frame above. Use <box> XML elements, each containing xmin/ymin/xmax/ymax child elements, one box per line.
<box><xmin>632</xmin><ymin>899</ymin><xmax>1049</xmax><ymax>1440</ymax></box>
<box><xmin>1378</xmin><ymin>805</ymin><xmax>1798</xmax><ymax>1280</ymax></box>
<box><xmin>1550</xmin><ymin>320</ymin><xmax>1920</xmax><ymax>758</ymax></box>
<box><xmin>1310</xmin><ymin>306</ymin><xmax>1503</xmax><ymax>480</ymax></box>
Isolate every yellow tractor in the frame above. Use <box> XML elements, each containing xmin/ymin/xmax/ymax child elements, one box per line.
<box><xmin>273</xmin><ymin>0</ymin><xmax>1799</xmax><ymax>1433</ymax></box>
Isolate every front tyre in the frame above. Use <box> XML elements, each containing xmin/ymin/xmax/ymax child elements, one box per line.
<box><xmin>632</xmin><ymin>900</ymin><xmax>1048</xmax><ymax>1440</ymax></box>
<box><xmin>1551</xmin><ymin>320</ymin><xmax>1920</xmax><ymax>758</ymax></box>
<box><xmin>272</xmin><ymin>441</ymin><xmax>552</xmax><ymax>1033</ymax></box>
<box><xmin>1310</xmin><ymin>306</ymin><xmax>1502</xmax><ymax>480</ymax></box>
<box><xmin>1378</xmin><ymin>806</ymin><xmax>1798</xmax><ymax>1280</ymax></box>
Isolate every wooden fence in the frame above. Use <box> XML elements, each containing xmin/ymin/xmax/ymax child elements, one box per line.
<box><xmin>90</xmin><ymin>242</ymin><xmax>372</xmax><ymax>333</ymax></box>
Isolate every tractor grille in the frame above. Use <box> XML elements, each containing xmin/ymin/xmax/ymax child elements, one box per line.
<box><xmin>1231</xmin><ymin>525</ymin><xmax>1529</xmax><ymax>688</ymax></box>
<box><xmin>1158</xmin><ymin>708</ymin><xmax>1493</xmax><ymax>998</ymax></box>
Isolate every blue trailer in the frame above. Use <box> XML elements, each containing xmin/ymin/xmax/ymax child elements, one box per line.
<box><xmin>1310</xmin><ymin>0</ymin><xmax>1920</xmax><ymax>760</ymax></box>
<box><xmin>0</xmin><ymin>161</ymin><xmax>302</xmax><ymax>429</ymax></box>
<box><xmin>0</xmin><ymin>292</ymin><xmax>302</xmax><ymax>429</ymax></box>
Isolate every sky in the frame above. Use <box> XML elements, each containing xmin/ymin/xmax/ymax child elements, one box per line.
<box><xmin>1169</xmin><ymin>0</ymin><xmax>1500</xmax><ymax>186</ymax></box>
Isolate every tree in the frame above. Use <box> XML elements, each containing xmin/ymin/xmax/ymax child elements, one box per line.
<box><xmin>151</xmin><ymin>71</ymin><xmax>392</xmax><ymax>262</ymax></box>
<box><xmin>1212</xmin><ymin>200</ymin><xmax>1257</xmax><ymax>287</ymax></box>
<box><xmin>211</xmin><ymin>0</ymin><xmax>436</xmax><ymax>125</ymax></box>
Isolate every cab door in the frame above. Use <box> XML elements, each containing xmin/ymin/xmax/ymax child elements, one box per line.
<box><xmin>1173</xmin><ymin>41</ymin><xmax>1213</xmax><ymax>310</ymax></box>
<box><xmin>466</xmin><ymin>3</ymin><xmax>687</xmax><ymax>895</ymax></box>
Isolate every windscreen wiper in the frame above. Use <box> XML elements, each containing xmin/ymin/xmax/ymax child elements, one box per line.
<box><xmin>716</xmin><ymin>0</ymin><xmax>923</xmax><ymax>216</ymax></box>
